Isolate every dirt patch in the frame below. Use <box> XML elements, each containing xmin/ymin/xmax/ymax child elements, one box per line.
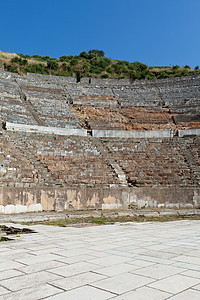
<box><xmin>74</xmin><ymin>106</ymin><xmax>200</xmax><ymax>131</ymax></box>
<box><xmin>0</xmin><ymin>225</ymin><xmax>36</xmax><ymax>242</ymax></box>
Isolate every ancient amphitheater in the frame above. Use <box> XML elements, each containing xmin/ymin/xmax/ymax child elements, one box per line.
<box><xmin>0</xmin><ymin>71</ymin><xmax>199</xmax><ymax>214</ymax></box>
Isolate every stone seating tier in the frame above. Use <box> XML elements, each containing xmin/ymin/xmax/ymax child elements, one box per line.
<box><xmin>102</xmin><ymin>137</ymin><xmax>200</xmax><ymax>186</ymax></box>
<box><xmin>0</xmin><ymin>132</ymin><xmax>199</xmax><ymax>188</ymax></box>
<box><xmin>0</xmin><ymin>71</ymin><xmax>200</xmax><ymax>131</ymax></box>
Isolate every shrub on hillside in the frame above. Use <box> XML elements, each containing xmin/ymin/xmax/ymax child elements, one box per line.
<box><xmin>11</xmin><ymin>57</ymin><xmax>28</xmax><ymax>65</ymax></box>
<box><xmin>70</xmin><ymin>58</ymin><xmax>79</xmax><ymax>66</ymax></box>
<box><xmin>172</xmin><ymin>65</ymin><xmax>179</xmax><ymax>70</ymax></box>
<box><xmin>132</xmin><ymin>62</ymin><xmax>147</xmax><ymax>72</ymax></box>
<box><xmin>25</xmin><ymin>63</ymin><xmax>47</xmax><ymax>74</ymax></box>
<box><xmin>181</xmin><ymin>69</ymin><xmax>190</xmax><ymax>76</ymax></box>
<box><xmin>91</xmin><ymin>57</ymin><xmax>111</xmax><ymax>70</ymax></box>
<box><xmin>79</xmin><ymin>51</ymin><xmax>90</xmax><ymax>59</ymax></box>
<box><xmin>17</xmin><ymin>53</ymin><xmax>31</xmax><ymax>59</ymax></box>
<box><xmin>47</xmin><ymin>59</ymin><xmax>59</xmax><ymax>70</ymax></box>
<box><xmin>4</xmin><ymin>63</ymin><xmax>18</xmax><ymax>73</ymax></box>
<box><xmin>101</xmin><ymin>73</ymin><xmax>109</xmax><ymax>78</ymax></box>
<box><xmin>157</xmin><ymin>72</ymin><xmax>169</xmax><ymax>79</ymax></box>
<box><xmin>59</xmin><ymin>55</ymin><xmax>70</xmax><ymax>62</ymax></box>
<box><xmin>88</xmin><ymin>49</ymin><xmax>105</xmax><ymax>57</ymax></box>
<box><xmin>31</xmin><ymin>55</ymin><xmax>45</xmax><ymax>62</ymax></box>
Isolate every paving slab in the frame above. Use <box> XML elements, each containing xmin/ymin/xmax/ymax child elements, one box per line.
<box><xmin>0</xmin><ymin>261</ymin><xmax>25</xmax><ymax>272</ymax></box>
<box><xmin>169</xmin><ymin>288</ymin><xmax>200</xmax><ymax>300</ymax></box>
<box><xmin>193</xmin><ymin>283</ymin><xmax>200</xmax><ymax>291</ymax></box>
<box><xmin>16</xmin><ymin>260</ymin><xmax>67</xmax><ymax>274</ymax></box>
<box><xmin>0</xmin><ymin>271</ymin><xmax>62</xmax><ymax>292</ymax></box>
<box><xmin>46</xmin><ymin>285</ymin><xmax>115</xmax><ymax>299</ymax></box>
<box><xmin>181</xmin><ymin>270</ymin><xmax>200</xmax><ymax>279</ymax></box>
<box><xmin>48</xmin><ymin>261</ymin><xmax>101</xmax><ymax>277</ymax></box>
<box><xmin>51</xmin><ymin>271</ymin><xmax>107</xmax><ymax>291</ymax></box>
<box><xmin>0</xmin><ymin>286</ymin><xmax>10</xmax><ymax>296</ymax></box>
<box><xmin>93</xmin><ymin>263</ymin><xmax>141</xmax><ymax>277</ymax></box>
<box><xmin>91</xmin><ymin>273</ymin><xmax>155</xmax><ymax>294</ymax></box>
<box><xmin>148</xmin><ymin>274</ymin><xmax>200</xmax><ymax>294</ymax></box>
<box><xmin>0</xmin><ymin>269</ymin><xmax>24</xmax><ymax>281</ymax></box>
<box><xmin>110</xmin><ymin>286</ymin><xmax>171</xmax><ymax>300</ymax></box>
<box><xmin>0</xmin><ymin>284</ymin><xmax>63</xmax><ymax>300</ymax></box>
<box><xmin>130</xmin><ymin>264</ymin><xmax>186</xmax><ymax>280</ymax></box>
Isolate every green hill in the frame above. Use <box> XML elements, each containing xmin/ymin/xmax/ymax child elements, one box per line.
<box><xmin>0</xmin><ymin>49</ymin><xmax>199</xmax><ymax>80</ymax></box>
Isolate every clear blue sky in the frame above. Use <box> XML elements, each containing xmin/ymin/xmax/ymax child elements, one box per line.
<box><xmin>0</xmin><ymin>0</ymin><xmax>199</xmax><ymax>67</ymax></box>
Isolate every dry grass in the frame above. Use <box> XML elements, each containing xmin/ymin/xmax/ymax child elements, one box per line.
<box><xmin>0</xmin><ymin>50</ymin><xmax>18</xmax><ymax>64</ymax></box>
<box><xmin>0</xmin><ymin>50</ymin><xmax>46</xmax><ymax>66</ymax></box>
<box><xmin>20</xmin><ymin>214</ymin><xmax>200</xmax><ymax>227</ymax></box>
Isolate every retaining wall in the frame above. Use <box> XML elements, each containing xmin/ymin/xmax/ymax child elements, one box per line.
<box><xmin>6</xmin><ymin>123</ymin><xmax>174</xmax><ymax>138</ymax></box>
<box><xmin>0</xmin><ymin>186</ymin><xmax>199</xmax><ymax>214</ymax></box>
<box><xmin>6</xmin><ymin>122</ymin><xmax>87</xmax><ymax>136</ymax></box>
<box><xmin>92</xmin><ymin>129</ymin><xmax>174</xmax><ymax>138</ymax></box>
<box><xmin>178</xmin><ymin>129</ymin><xmax>200</xmax><ymax>137</ymax></box>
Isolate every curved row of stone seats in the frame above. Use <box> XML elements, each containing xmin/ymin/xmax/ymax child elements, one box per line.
<box><xmin>70</xmin><ymin>82</ymin><xmax>162</xmax><ymax>107</ymax></box>
<box><xmin>72</xmin><ymin>75</ymin><xmax>200</xmax><ymax>110</ymax></box>
<box><xmin>0</xmin><ymin>132</ymin><xmax>67</xmax><ymax>187</ymax></box>
<box><xmin>153</xmin><ymin>76</ymin><xmax>200</xmax><ymax>108</ymax></box>
<box><xmin>70</xmin><ymin>76</ymin><xmax>199</xmax><ymax>129</ymax></box>
<box><xmin>34</xmin><ymin>136</ymin><xmax>120</xmax><ymax>187</ymax></box>
<box><xmin>0</xmin><ymin>77</ymin><xmax>37</xmax><ymax>125</ymax></box>
<box><xmin>0</xmin><ymin>78</ymin><xmax>19</xmax><ymax>96</ymax></box>
<box><xmin>113</xmin><ymin>85</ymin><xmax>162</xmax><ymax>107</ymax></box>
<box><xmin>102</xmin><ymin>137</ymin><xmax>200</xmax><ymax>187</ymax></box>
<box><xmin>13</xmin><ymin>72</ymin><xmax>200</xmax><ymax>110</ymax></box>
<box><xmin>16</xmin><ymin>80</ymin><xmax>81</xmax><ymax>129</ymax></box>
<box><xmin>26</xmin><ymin>72</ymin><xmax>76</xmax><ymax>85</ymax></box>
<box><xmin>20</xmin><ymin>84</ymin><xmax>65</xmax><ymax>100</ymax></box>
<box><xmin>191</xmin><ymin>139</ymin><xmax>200</xmax><ymax>165</ymax></box>
<box><xmin>0</xmin><ymin>133</ymin><xmax>40</xmax><ymax>187</ymax></box>
<box><xmin>0</xmin><ymin>130</ymin><xmax>199</xmax><ymax>189</ymax></box>
<box><xmin>113</xmin><ymin>79</ymin><xmax>199</xmax><ymax>108</ymax></box>
<box><xmin>16</xmin><ymin>76</ymin><xmax>62</xmax><ymax>89</ymax></box>
<box><xmin>0</xmin><ymin>73</ymin><xmax>82</xmax><ymax>129</ymax></box>
<box><xmin>68</xmin><ymin>86</ymin><xmax>115</xmax><ymax>98</ymax></box>
<box><xmin>173</xmin><ymin>114</ymin><xmax>200</xmax><ymax>125</ymax></box>
<box><xmin>0</xmin><ymin>71</ymin><xmax>199</xmax><ymax>132</ymax></box>
<box><xmin>1</xmin><ymin>132</ymin><xmax>120</xmax><ymax>187</ymax></box>
<box><xmin>73</xmin><ymin>95</ymin><xmax>120</xmax><ymax>108</ymax></box>
<box><xmin>169</xmin><ymin>105</ymin><xmax>200</xmax><ymax>114</ymax></box>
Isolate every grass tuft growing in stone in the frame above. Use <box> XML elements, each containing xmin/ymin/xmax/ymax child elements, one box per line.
<box><xmin>20</xmin><ymin>214</ymin><xmax>200</xmax><ymax>227</ymax></box>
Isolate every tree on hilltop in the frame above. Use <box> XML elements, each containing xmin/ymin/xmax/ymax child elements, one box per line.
<box><xmin>88</xmin><ymin>49</ymin><xmax>105</xmax><ymax>57</ymax></box>
<box><xmin>47</xmin><ymin>59</ymin><xmax>58</xmax><ymax>70</ymax></box>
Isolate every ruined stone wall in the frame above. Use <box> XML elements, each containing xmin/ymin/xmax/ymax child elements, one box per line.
<box><xmin>0</xmin><ymin>71</ymin><xmax>199</xmax><ymax>213</ymax></box>
<box><xmin>0</xmin><ymin>130</ymin><xmax>199</xmax><ymax>213</ymax></box>
<box><xmin>0</xmin><ymin>186</ymin><xmax>200</xmax><ymax>214</ymax></box>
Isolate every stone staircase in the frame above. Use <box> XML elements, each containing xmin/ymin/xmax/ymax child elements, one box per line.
<box><xmin>91</xmin><ymin>137</ymin><xmax>128</xmax><ymax>187</ymax></box>
<box><xmin>15</xmin><ymin>80</ymin><xmax>46</xmax><ymax>126</ymax></box>
<box><xmin>103</xmin><ymin>137</ymin><xmax>200</xmax><ymax>187</ymax></box>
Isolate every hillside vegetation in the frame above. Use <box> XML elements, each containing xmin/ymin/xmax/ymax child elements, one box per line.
<box><xmin>0</xmin><ymin>49</ymin><xmax>199</xmax><ymax>80</ymax></box>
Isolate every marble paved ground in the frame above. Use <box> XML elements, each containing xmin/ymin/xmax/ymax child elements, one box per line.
<box><xmin>0</xmin><ymin>220</ymin><xmax>200</xmax><ymax>299</ymax></box>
